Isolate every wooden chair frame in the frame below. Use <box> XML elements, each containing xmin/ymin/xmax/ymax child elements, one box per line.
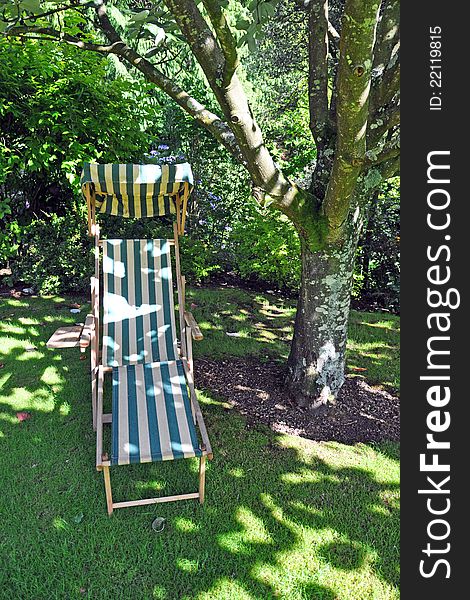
<box><xmin>81</xmin><ymin>184</ymin><xmax>211</xmax><ymax>515</ymax></box>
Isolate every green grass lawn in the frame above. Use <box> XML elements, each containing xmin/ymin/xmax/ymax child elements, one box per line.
<box><xmin>0</xmin><ymin>290</ymin><xmax>399</xmax><ymax>599</ymax></box>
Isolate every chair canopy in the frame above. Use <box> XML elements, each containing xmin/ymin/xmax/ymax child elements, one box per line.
<box><xmin>81</xmin><ymin>162</ymin><xmax>193</xmax><ymax>233</ymax></box>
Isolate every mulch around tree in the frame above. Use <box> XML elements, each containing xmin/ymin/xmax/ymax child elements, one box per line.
<box><xmin>197</xmin><ymin>358</ymin><xmax>400</xmax><ymax>444</ymax></box>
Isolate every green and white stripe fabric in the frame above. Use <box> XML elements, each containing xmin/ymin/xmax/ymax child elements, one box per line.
<box><xmin>103</xmin><ymin>239</ymin><xmax>178</xmax><ymax>367</ymax></box>
<box><xmin>80</xmin><ymin>162</ymin><xmax>193</xmax><ymax>218</ymax></box>
<box><xmin>111</xmin><ymin>360</ymin><xmax>202</xmax><ymax>465</ymax></box>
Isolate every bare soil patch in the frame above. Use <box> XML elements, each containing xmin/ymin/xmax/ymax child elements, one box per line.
<box><xmin>197</xmin><ymin>357</ymin><xmax>400</xmax><ymax>444</ymax></box>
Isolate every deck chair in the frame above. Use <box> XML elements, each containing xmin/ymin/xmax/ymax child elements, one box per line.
<box><xmin>68</xmin><ymin>162</ymin><xmax>211</xmax><ymax>515</ymax></box>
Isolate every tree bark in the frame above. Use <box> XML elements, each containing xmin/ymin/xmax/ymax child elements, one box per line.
<box><xmin>286</xmin><ymin>215</ymin><xmax>361</xmax><ymax>409</ymax></box>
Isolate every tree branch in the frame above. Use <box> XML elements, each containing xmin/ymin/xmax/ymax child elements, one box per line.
<box><xmin>373</xmin><ymin>0</ymin><xmax>400</xmax><ymax>72</ymax></box>
<box><xmin>371</xmin><ymin>155</ymin><xmax>400</xmax><ymax>181</ymax></box>
<box><xmin>1</xmin><ymin>1</ymin><xmax>87</xmax><ymax>23</ymax></box>
<box><xmin>4</xmin><ymin>13</ymin><xmax>240</xmax><ymax>161</ymax></box>
<box><xmin>327</xmin><ymin>20</ymin><xmax>340</xmax><ymax>44</ymax></box>
<box><xmin>364</xmin><ymin>136</ymin><xmax>400</xmax><ymax>168</ymax></box>
<box><xmin>370</xmin><ymin>1</ymin><xmax>400</xmax><ymax>116</ymax></box>
<box><xmin>163</xmin><ymin>0</ymin><xmax>306</xmax><ymax>215</ymax></box>
<box><xmin>201</xmin><ymin>0</ymin><xmax>239</xmax><ymax>85</ymax></box>
<box><xmin>92</xmin><ymin>0</ymin><xmax>242</xmax><ymax>160</ymax></box>
<box><xmin>373</xmin><ymin>57</ymin><xmax>399</xmax><ymax>110</ymax></box>
<box><xmin>322</xmin><ymin>0</ymin><xmax>381</xmax><ymax>240</ymax></box>
<box><xmin>308</xmin><ymin>0</ymin><xmax>330</xmax><ymax>148</ymax></box>
<box><xmin>164</xmin><ymin>0</ymin><xmax>225</xmax><ymax>84</ymax></box>
<box><xmin>4</xmin><ymin>24</ymin><xmax>120</xmax><ymax>53</ymax></box>
<box><xmin>367</xmin><ymin>102</ymin><xmax>399</xmax><ymax>145</ymax></box>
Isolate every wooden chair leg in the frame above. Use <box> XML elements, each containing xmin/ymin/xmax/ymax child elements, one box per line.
<box><xmin>91</xmin><ymin>373</ymin><xmax>97</xmax><ymax>431</ymax></box>
<box><xmin>103</xmin><ymin>466</ymin><xmax>113</xmax><ymax>515</ymax></box>
<box><xmin>96</xmin><ymin>367</ymin><xmax>104</xmax><ymax>467</ymax></box>
<box><xmin>199</xmin><ymin>456</ymin><xmax>206</xmax><ymax>504</ymax></box>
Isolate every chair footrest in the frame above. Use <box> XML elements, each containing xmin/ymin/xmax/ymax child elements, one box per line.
<box><xmin>111</xmin><ymin>360</ymin><xmax>202</xmax><ymax>466</ymax></box>
<box><xmin>112</xmin><ymin>492</ymin><xmax>200</xmax><ymax>510</ymax></box>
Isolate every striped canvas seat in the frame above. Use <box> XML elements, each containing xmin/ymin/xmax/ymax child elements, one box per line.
<box><xmin>111</xmin><ymin>360</ymin><xmax>202</xmax><ymax>466</ymax></box>
<box><xmin>103</xmin><ymin>239</ymin><xmax>178</xmax><ymax>367</ymax></box>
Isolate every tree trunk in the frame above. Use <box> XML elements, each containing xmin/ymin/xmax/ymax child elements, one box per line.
<box><xmin>286</xmin><ymin>227</ymin><xmax>359</xmax><ymax>409</ymax></box>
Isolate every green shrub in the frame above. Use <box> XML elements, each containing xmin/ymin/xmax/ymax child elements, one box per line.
<box><xmin>179</xmin><ymin>236</ymin><xmax>222</xmax><ymax>281</ymax></box>
<box><xmin>99</xmin><ymin>215</ymin><xmax>171</xmax><ymax>241</ymax></box>
<box><xmin>0</xmin><ymin>37</ymin><xmax>161</xmax><ymax>267</ymax></box>
<box><xmin>228</xmin><ymin>204</ymin><xmax>301</xmax><ymax>291</ymax></box>
<box><xmin>11</xmin><ymin>212</ymin><xmax>93</xmax><ymax>294</ymax></box>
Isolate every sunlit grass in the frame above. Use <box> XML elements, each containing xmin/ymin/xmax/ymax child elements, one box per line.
<box><xmin>0</xmin><ymin>293</ymin><xmax>399</xmax><ymax>599</ymax></box>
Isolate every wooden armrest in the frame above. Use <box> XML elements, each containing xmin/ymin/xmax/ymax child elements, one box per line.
<box><xmin>184</xmin><ymin>311</ymin><xmax>203</xmax><ymax>341</ymax></box>
<box><xmin>79</xmin><ymin>314</ymin><xmax>95</xmax><ymax>349</ymax></box>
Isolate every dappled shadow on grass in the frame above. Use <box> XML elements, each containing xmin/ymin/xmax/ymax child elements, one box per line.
<box><xmin>188</xmin><ymin>288</ymin><xmax>400</xmax><ymax>393</ymax></box>
<box><xmin>99</xmin><ymin>420</ymin><xmax>399</xmax><ymax>599</ymax></box>
<box><xmin>188</xmin><ymin>287</ymin><xmax>296</xmax><ymax>362</ymax></box>
<box><xmin>347</xmin><ymin>310</ymin><xmax>400</xmax><ymax>393</ymax></box>
<box><xmin>0</xmin><ymin>297</ymin><xmax>91</xmax><ymax>421</ymax></box>
<box><xmin>0</xmin><ymin>297</ymin><xmax>399</xmax><ymax>599</ymax></box>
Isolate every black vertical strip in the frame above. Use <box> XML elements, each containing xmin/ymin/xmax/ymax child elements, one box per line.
<box><xmin>126</xmin><ymin>163</ymin><xmax>134</xmax><ymax>218</ymax></box>
<box><xmin>401</xmin><ymin>2</ymin><xmax>468</xmax><ymax>597</ymax></box>
<box><xmin>168</xmin><ymin>164</ymin><xmax>176</xmax><ymax>195</ymax></box>
<box><xmin>164</xmin><ymin>194</ymin><xmax>171</xmax><ymax>216</ymax></box>
<box><xmin>112</xmin><ymin>164</ymin><xmax>120</xmax><ymax>215</ymax></box>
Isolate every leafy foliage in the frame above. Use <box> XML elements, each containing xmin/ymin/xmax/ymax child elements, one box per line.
<box><xmin>11</xmin><ymin>212</ymin><xmax>92</xmax><ymax>294</ymax></box>
<box><xmin>0</xmin><ymin>37</ymin><xmax>158</xmax><ymax>196</ymax></box>
<box><xmin>229</xmin><ymin>204</ymin><xmax>301</xmax><ymax>290</ymax></box>
<box><xmin>355</xmin><ymin>179</ymin><xmax>400</xmax><ymax>311</ymax></box>
<box><xmin>0</xmin><ymin>37</ymin><xmax>160</xmax><ymax>271</ymax></box>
